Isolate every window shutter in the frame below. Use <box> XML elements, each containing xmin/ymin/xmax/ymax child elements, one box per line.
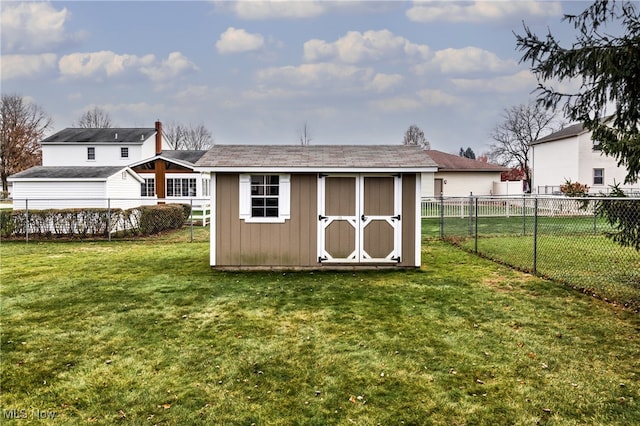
<box><xmin>239</xmin><ymin>174</ymin><xmax>251</xmax><ymax>220</ymax></box>
<box><xmin>280</xmin><ymin>174</ymin><xmax>291</xmax><ymax>220</ymax></box>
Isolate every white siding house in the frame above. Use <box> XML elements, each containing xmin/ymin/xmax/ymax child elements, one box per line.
<box><xmin>530</xmin><ymin>122</ymin><xmax>635</xmax><ymax>194</ymax></box>
<box><xmin>421</xmin><ymin>150</ymin><xmax>510</xmax><ymax>198</ymax></box>
<box><xmin>41</xmin><ymin>127</ymin><xmax>159</xmax><ymax>167</ymax></box>
<box><xmin>9</xmin><ymin>166</ymin><xmax>144</xmax><ymax>210</ymax></box>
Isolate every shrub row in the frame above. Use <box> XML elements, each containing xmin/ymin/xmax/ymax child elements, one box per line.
<box><xmin>0</xmin><ymin>204</ymin><xmax>190</xmax><ymax>239</ymax></box>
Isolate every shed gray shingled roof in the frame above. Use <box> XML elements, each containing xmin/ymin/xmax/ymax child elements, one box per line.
<box><xmin>10</xmin><ymin>166</ymin><xmax>128</xmax><ymax>179</ymax></box>
<box><xmin>41</xmin><ymin>128</ymin><xmax>155</xmax><ymax>144</ymax></box>
<box><xmin>195</xmin><ymin>145</ymin><xmax>438</xmax><ymax>170</ymax></box>
<box><xmin>425</xmin><ymin>150</ymin><xmax>508</xmax><ymax>172</ymax></box>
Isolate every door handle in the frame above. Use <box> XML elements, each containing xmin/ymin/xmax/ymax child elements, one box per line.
<box><xmin>361</xmin><ymin>214</ymin><xmax>367</xmax><ymax>221</ymax></box>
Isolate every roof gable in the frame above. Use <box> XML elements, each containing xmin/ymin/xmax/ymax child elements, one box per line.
<box><xmin>41</xmin><ymin>128</ymin><xmax>156</xmax><ymax>144</ymax></box>
<box><xmin>195</xmin><ymin>145</ymin><xmax>438</xmax><ymax>171</ymax></box>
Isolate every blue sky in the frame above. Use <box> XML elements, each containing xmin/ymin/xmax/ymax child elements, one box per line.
<box><xmin>1</xmin><ymin>1</ymin><xmax>596</xmax><ymax>154</ymax></box>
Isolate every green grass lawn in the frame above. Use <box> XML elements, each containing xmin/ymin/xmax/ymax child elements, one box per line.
<box><xmin>1</xmin><ymin>229</ymin><xmax>639</xmax><ymax>425</ymax></box>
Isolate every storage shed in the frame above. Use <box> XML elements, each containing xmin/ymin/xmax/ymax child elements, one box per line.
<box><xmin>195</xmin><ymin>145</ymin><xmax>438</xmax><ymax>269</ymax></box>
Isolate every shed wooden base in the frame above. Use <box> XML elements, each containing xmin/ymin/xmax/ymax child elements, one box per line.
<box><xmin>211</xmin><ymin>265</ymin><xmax>420</xmax><ymax>271</ymax></box>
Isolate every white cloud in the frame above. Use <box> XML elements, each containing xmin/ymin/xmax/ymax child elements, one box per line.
<box><xmin>58</xmin><ymin>51</ymin><xmax>196</xmax><ymax>83</ymax></box>
<box><xmin>223</xmin><ymin>0</ymin><xmax>327</xmax><ymax>20</ymax></box>
<box><xmin>216</xmin><ymin>27</ymin><xmax>265</xmax><ymax>54</ymax></box>
<box><xmin>406</xmin><ymin>0</ymin><xmax>562</xmax><ymax>23</ymax></box>
<box><xmin>367</xmin><ymin>73</ymin><xmax>403</xmax><ymax>92</ymax></box>
<box><xmin>140</xmin><ymin>52</ymin><xmax>199</xmax><ymax>82</ymax></box>
<box><xmin>257</xmin><ymin>62</ymin><xmax>400</xmax><ymax>94</ymax></box>
<box><xmin>99</xmin><ymin>102</ymin><xmax>166</xmax><ymax>118</ymax></box>
<box><xmin>416</xmin><ymin>89</ymin><xmax>459</xmax><ymax>106</ymax></box>
<box><xmin>1</xmin><ymin>54</ymin><xmax>57</xmax><ymax>80</ymax></box>
<box><xmin>415</xmin><ymin>47</ymin><xmax>517</xmax><ymax>75</ymax></box>
<box><xmin>304</xmin><ymin>30</ymin><xmax>430</xmax><ymax>64</ymax></box>
<box><xmin>59</xmin><ymin>51</ymin><xmax>154</xmax><ymax>79</ymax></box>
<box><xmin>369</xmin><ymin>96</ymin><xmax>422</xmax><ymax>112</ymax></box>
<box><xmin>0</xmin><ymin>2</ymin><xmax>81</xmax><ymax>53</ymax></box>
<box><xmin>450</xmin><ymin>70</ymin><xmax>537</xmax><ymax>93</ymax></box>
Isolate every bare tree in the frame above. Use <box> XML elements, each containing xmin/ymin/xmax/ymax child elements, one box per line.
<box><xmin>403</xmin><ymin>124</ymin><xmax>431</xmax><ymax>149</ymax></box>
<box><xmin>74</xmin><ymin>106</ymin><xmax>113</xmax><ymax>128</ymax></box>
<box><xmin>164</xmin><ymin>122</ymin><xmax>213</xmax><ymax>150</ymax></box>
<box><xmin>163</xmin><ymin>122</ymin><xmax>187</xmax><ymax>150</ymax></box>
<box><xmin>489</xmin><ymin>102</ymin><xmax>561</xmax><ymax>191</ymax></box>
<box><xmin>298</xmin><ymin>122</ymin><xmax>312</xmax><ymax>145</ymax></box>
<box><xmin>184</xmin><ymin>123</ymin><xmax>213</xmax><ymax>150</ymax></box>
<box><xmin>0</xmin><ymin>94</ymin><xmax>53</xmax><ymax>192</ymax></box>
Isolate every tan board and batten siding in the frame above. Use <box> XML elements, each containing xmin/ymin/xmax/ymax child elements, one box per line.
<box><xmin>214</xmin><ymin>172</ymin><xmax>417</xmax><ymax>268</ymax></box>
<box><xmin>216</xmin><ymin>173</ymin><xmax>318</xmax><ymax>267</ymax></box>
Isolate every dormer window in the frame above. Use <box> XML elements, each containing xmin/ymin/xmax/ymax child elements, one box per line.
<box><xmin>121</xmin><ymin>147</ymin><xmax>129</xmax><ymax>159</ymax></box>
<box><xmin>87</xmin><ymin>147</ymin><xmax>95</xmax><ymax>161</ymax></box>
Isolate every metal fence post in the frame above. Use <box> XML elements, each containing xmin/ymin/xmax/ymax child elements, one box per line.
<box><xmin>439</xmin><ymin>195</ymin><xmax>444</xmax><ymax>238</ymax></box>
<box><xmin>474</xmin><ymin>197</ymin><xmax>478</xmax><ymax>253</ymax></box>
<box><xmin>107</xmin><ymin>198</ymin><xmax>111</xmax><ymax>242</ymax></box>
<box><xmin>522</xmin><ymin>195</ymin><xmax>526</xmax><ymax>236</ymax></box>
<box><xmin>25</xmin><ymin>198</ymin><xmax>29</xmax><ymax>244</ymax></box>
<box><xmin>190</xmin><ymin>198</ymin><xmax>194</xmax><ymax>243</ymax></box>
<box><xmin>593</xmin><ymin>198</ymin><xmax>598</xmax><ymax>235</ymax></box>
<box><xmin>533</xmin><ymin>197</ymin><xmax>538</xmax><ymax>274</ymax></box>
<box><xmin>468</xmin><ymin>193</ymin><xmax>473</xmax><ymax>236</ymax></box>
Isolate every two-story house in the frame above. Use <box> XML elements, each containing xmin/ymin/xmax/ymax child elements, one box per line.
<box><xmin>529</xmin><ymin>122</ymin><xmax>637</xmax><ymax>194</ymax></box>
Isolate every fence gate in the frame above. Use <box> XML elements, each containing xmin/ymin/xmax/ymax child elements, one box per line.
<box><xmin>318</xmin><ymin>174</ymin><xmax>402</xmax><ymax>263</ymax></box>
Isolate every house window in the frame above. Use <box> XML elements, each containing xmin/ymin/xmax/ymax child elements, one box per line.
<box><xmin>239</xmin><ymin>174</ymin><xmax>290</xmax><ymax>223</ymax></box>
<box><xmin>141</xmin><ymin>178</ymin><xmax>155</xmax><ymax>197</ymax></box>
<box><xmin>87</xmin><ymin>147</ymin><xmax>95</xmax><ymax>160</ymax></box>
<box><xmin>592</xmin><ymin>140</ymin><xmax>602</xmax><ymax>151</ymax></box>
<box><xmin>593</xmin><ymin>168</ymin><xmax>604</xmax><ymax>185</ymax></box>
<box><xmin>166</xmin><ymin>178</ymin><xmax>197</xmax><ymax>197</ymax></box>
<box><xmin>121</xmin><ymin>147</ymin><xmax>129</xmax><ymax>158</ymax></box>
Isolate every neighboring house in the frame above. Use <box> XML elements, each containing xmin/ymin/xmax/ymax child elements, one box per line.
<box><xmin>40</xmin><ymin>126</ymin><xmax>159</xmax><ymax>167</ymax></box>
<box><xmin>421</xmin><ymin>150</ymin><xmax>511</xmax><ymax>198</ymax></box>
<box><xmin>195</xmin><ymin>145</ymin><xmax>438</xmax><ymax>269</ymax></box>
<box><xmin>9</xmin><ymin>166</ymin><xmax>143</xmax><ymax>210</ymax></box>
<box><xmin>129</xmin><ymin>150</ymin><xmax>209</xmax><ymax>203</ymax></box>
<box><xmin>530</xmin><ymin>122</ymin><xmax>636</xmax><ymax>194</ymax></box>
<box><xmin>9</xmin><ymin>121</ymin><xmax>211</xmax><ymax>205</ymax></box>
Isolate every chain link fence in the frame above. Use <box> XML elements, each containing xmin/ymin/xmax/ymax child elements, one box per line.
<box><xmin>422</xmin><ymin>195</ymin><xmax>640</xmax><ymax>311</ymax></box>
<box><xmin>0</xmin><ymin>198</ymin><xmax>211</xmax><ymax>243</ymax></box>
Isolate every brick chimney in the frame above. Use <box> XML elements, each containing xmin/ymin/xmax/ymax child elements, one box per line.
<box><xmin>155</xmin><ymin>120</ymin><xmax>163</xmax><ymax>155</ymax></box>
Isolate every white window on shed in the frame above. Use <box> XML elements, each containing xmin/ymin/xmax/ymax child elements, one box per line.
<box><xmin>87</xmin><ymin>147</ymin><xmax>95</xmax><ymax>161</ymax></box>
<box><xmin>239</xmin><ymin>174</ymin><xmax>290</xmax><ymax>223</ymax></box>
<box><xmin>121</xmin><ymin>147</ymin><xmax>129</xmax><ymax>158</ymax></box>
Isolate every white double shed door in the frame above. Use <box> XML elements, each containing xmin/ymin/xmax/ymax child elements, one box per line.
<box><xmin>318</xmin><ymin>174</ymin><xmax>402</xmax><ymax>264</ymax></box>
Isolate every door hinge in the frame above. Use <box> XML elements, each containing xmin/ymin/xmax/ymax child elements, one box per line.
<box><xmin>392</xmin><ymin>214</ymin><xmax>401</xmax><ymax>221</ymax></box>
<box><xmin>392</xmin><ymin>256</ymin><xmax>401</xmax><ymax>263</ymax></box>
<box><xmin>318</xmin><ymin>256</ymin><xmax>327</xmax><ymax>262</ymax></box>
<box><xmin>318</xmin><ymin>173</ymin><xmax>328</xmax><ymax>178</ymax></box>
<box><xmin>318</xmin><ymin>214</ymin><xmax>327</xmax><ymax>221</ymax></box>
